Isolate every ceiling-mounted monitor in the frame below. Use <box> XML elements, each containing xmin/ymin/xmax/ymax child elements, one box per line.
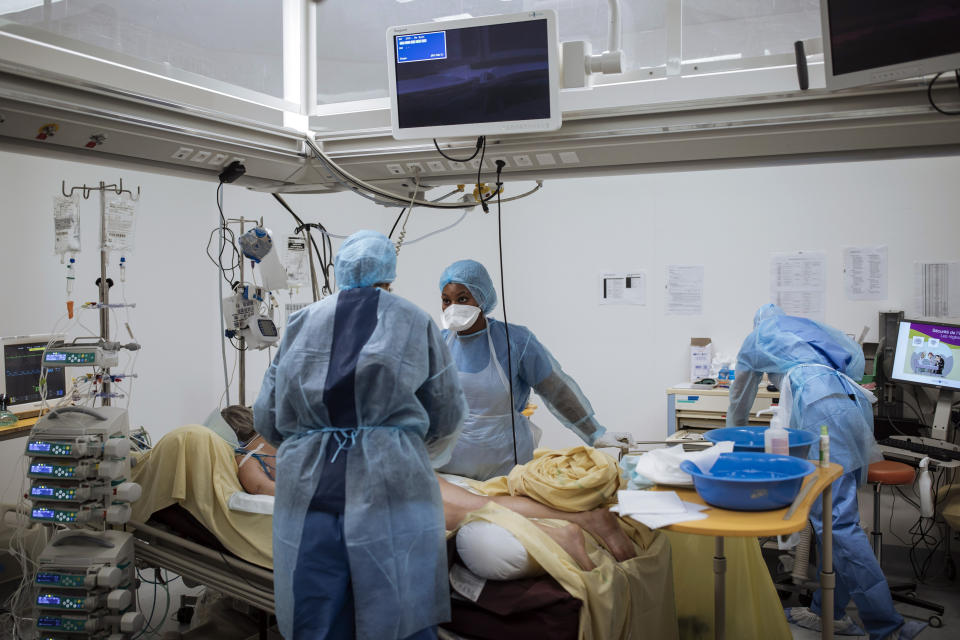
<box><xmin>386</xmin><ymin>11</ymin><xmax>560</xmax><ymax>140</ymax></box>
<box><xmin>821</xmin><ymin>1</ymin><xmax>960</xmax><ymax>90</ymax></box>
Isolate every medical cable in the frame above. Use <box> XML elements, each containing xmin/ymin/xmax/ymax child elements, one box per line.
<box><xmin>304</xmin><ymin>136</ymin><xmax>539</xmax><ymax>210</ymax></box>
<box><xmin>216</xmin><ymin>183</ymin><xmax>232</xmax><ymax>405</ymax></box>
<box><xmin>394</xmin><ymin>173</ymin><xmax>420</xmax><ymax>256</ymax></box>
<box><xmin>388</xmin><ymin>208</ymin><xmax>406</xmax><ymax>239</ymax></box>
<box><xmin>926</xmin><ymin>69</ymin><xmax>960</xmax><ymax>116</ymax></box>
<box><xmin>493</xmin><ymin>160</ymin><xmax>519</xmax><ymax>467</ymax></box>
<box><xmin>433</xmin><ymin>136</ymin><xmax>484</xmax><ymax>163</ymax></box>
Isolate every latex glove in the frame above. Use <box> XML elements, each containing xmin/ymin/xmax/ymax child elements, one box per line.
<box><xmin>593</xmin><ymin>431</ymin><xmax>636</xmax><ymax>451</ymax></box>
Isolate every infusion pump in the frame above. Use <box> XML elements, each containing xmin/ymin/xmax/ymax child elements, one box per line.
<box><xmin>25</xmin><ymin>407</ymin><xmax>144</xmax><ymax>639</ymax></box>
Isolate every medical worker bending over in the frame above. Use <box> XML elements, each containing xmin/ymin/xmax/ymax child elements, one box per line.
<box><xmin>728</xmin><ymin>304</ymin><xmax>925</xmax><ymax>640</ymax></box>
<box><xmin>437</xmin><ymin>259</ymin><xmax>634</xmax><ymax>480</ymax></box>
<box><xmin>254</xmin><ymin>230</ymin><xmax>467</xmax><ymax>640</ymax></box>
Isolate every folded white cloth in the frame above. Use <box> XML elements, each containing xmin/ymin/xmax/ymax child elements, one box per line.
<box><xmin>227</xmin><ymin>491</ymin><xmax>274</xmax><ymax>515</ymax></box>
<box><xmin>611</xmin><ymin>500</ymin><xmax>709</xmax><ymax>529</ymax></box>
<box><xmin>623</xmin><ymin>441</ymin><xmax>734</xmax><ymax>487</ymax></box>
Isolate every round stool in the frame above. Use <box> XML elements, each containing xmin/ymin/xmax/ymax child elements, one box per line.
<box><xmin>867</xmin><ymin>460</ymin><xmax>915</xmax><ymax>562</ymax></box>
<box><xmin>866</xmin><ymin>460</ymin><xmax>945</xmax><ymax>626</ymax></box>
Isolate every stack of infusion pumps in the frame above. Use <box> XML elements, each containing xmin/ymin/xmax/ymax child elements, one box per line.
<box><xmin>25</xmin><ymin>407</ymin><xmax>144</xmax><ymax>639</ymax></box>
<box><xmin>33</xmin><ymin>530</ymin><xmax>143</xmax><ymax>639</ymax></box>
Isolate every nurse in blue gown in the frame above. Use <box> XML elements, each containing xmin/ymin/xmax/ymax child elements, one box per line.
<box><xmin>254</xmin><ymin>230</ymin><xmax>467</xmax><ymax>640</ymax></box>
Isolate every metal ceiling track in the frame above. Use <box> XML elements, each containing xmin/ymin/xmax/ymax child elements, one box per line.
<box><xmin>0</xmin><ymin>57</ymin><xmax>958</xmax><ymax>196</ymax></box>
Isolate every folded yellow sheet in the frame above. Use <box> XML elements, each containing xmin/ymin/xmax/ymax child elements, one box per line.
<box><xmin>477</xmin><ymin>446</ymin><xmax>624</xmax><ymax>512</ymax></box>
<box><xmin>130</xmin><ymin>425</ymin><xmax>273</xmax><ymax>568</ymax></box>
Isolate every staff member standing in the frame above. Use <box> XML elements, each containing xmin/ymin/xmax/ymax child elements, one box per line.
<box><xmin>729</xmin><ymin>304</ymin><xmax>925</xmax><ymax>640</ymax></box>
<box><xmin>254</xmin><ymin>230</ymin><xmax>467</xmax><ymax>640</ymax></box>
<box><xmin>436</xmin><ymin>259</ymin><xmax>634</xmax><ymax>480</ymax></box>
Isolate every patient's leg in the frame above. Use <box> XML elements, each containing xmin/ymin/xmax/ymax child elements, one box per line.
<box><xmin>533</xmin><ymin>522</ymin><xmax>596</xmax><ymax>571</ymax></box>
<box><xmin>438</xmin><ymin>477</ymin><xmax>636</xmax><ymax>562</ymax></box>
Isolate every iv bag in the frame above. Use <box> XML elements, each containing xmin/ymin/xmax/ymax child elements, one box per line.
<box><xmin>284</xmin><ymin>234</ymin><xmax>308</xmax><ymax>288</ymax></box>
<box><xmin>103</xmin><ymin>191</ymin><xmax>137</xmax><ymax>253</ymax></box>
<box><xmin>53</xmin><ymin>194</ymin><xmax>81</xmax><ymax>256</ymax></box>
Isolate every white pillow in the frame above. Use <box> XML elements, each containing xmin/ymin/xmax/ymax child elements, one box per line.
<box><xmin>456</xmin><ymin>520</ymin><xmax>544</xmax><ymax>581</ymax></box>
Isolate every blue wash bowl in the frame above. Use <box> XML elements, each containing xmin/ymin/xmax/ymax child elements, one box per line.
<box><xmin>680</xmin><ymin>452</ymin><xmax>816</xmax><ymax>511</ymax></box>
<box><xmin>704</xmin><ymin>426</ymin><xmax>818</xmax><ymax>459</ymax></box>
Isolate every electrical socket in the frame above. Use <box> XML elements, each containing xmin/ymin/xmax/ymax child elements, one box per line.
<box><xmin>172</xmin><ymin>147</ymin><xmax>193</xmax><ymax>160</ymax></box>
<box><xmin>406</xmin><ymin>162</ymin><xmax>424</xmax><ymax>174</ymax></box>
<box><xmin>386</xmin><ymin>164</ymin><xmax>404</xmax><ymax>175</ymax></box>
<box><xmin>427</xmin><ymin>160</ymin><xmax>446</xmax><ymax>172</ymax></box>
<box><xmin>190</xmin><ymin>150</ymin><xmax>212</xmax><ymax>163</ymax></box>
<box><xmin>535</xmin><ymin>153</ymin><xmax>556</xmax><ymax>165</ymax></box>
<box><xmin>448</xmin><ymin>160</ymin><xmax>466</xmax><ymax>171</ymax></box>
<box><xmin>513</xmin><ymin>155</ymin><xmax>533</xmax><ymax>167</ymax></box>
<box><xmin>209</xmin><ymin>153</ymin><xmax>229</xmax><ymax>165</ymax></box>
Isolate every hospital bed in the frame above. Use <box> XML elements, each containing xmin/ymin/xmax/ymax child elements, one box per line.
<box><xmin>127</xmin><ymin>425</ymin><xmax>674</xmax><ymax>640</ymax></box>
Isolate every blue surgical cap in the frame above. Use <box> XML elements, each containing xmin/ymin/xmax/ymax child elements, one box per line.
<box><xmin>439</xmin><ymin>259</ymin><xmax>498</xmax><ymax>314</ymax></box>
<box><xmin>334</xmin><ymin>230</ymin><xmax>396</xmax><ymax>290</ymax></box>
<box><xmin>754</xmin><ymin>303</ymin><xmax>785</xmax><ymax>328</ymax></box>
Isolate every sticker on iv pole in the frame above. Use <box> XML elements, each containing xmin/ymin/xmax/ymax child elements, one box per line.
<box><xmin>449</xmin><ymin>563</ymin><xmax>486</xmax><ymax>602</ymax></box>
<box><xmin>600</xmin><ymin>272</ymin><xmax>646</xmax><ymax>305</ymax></box>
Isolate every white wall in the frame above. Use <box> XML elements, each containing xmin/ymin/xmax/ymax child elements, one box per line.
<box><xmin>2</xmin><ymin>149</ymin><xmax>960</xmax><ymax>515</ymax></box>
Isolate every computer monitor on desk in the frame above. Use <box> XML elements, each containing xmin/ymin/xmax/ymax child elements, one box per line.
<box><xmin>890</xmin><ymin>320</ymin><xmax>960</xmax><ymax>440</ymax></box>
<box><xmin>1</xmin><ymin>335</ymin><xmax>66</xmax><ymax>416</ymax></box>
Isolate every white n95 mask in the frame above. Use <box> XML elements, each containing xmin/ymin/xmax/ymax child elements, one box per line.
<box><xmin>442</xmin><ymin>304</ymin><xmax>482</xmax><ymax>331</ymax></box>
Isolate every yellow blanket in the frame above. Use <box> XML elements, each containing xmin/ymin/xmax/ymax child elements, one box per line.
<box><xmin>130</xmin><ymin>425</ymin><xmax>273</xmax><ymax>568</ymax></box>
<box><xmin>464</xmin><ymin>446</ymin><xmax>791</xmax><ymax>640</ymax></box>
<box><xmin>459</xmin><ymin>446</ymin><xmax>680</xmax><ymax>640</ymax></box>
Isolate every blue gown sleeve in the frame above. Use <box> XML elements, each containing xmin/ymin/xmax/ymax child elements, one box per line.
<box><xmin>418</xmin><ymin>320</ymin><xmax>468</xmax><ymax>468</ymax></box>
<box><xmin>727</xmin><ymin>368</ymin><xmax>763</xmax><ymax>427</ymax></box>
<box><xmin>519</xmin><ymin>330</ymin><xmax>607</xmax><ymax>445</ymax></box>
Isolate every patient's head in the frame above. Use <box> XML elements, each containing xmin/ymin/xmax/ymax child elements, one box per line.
<box><xmin>221</xmin><ymin>405</ymin><xmax>256</xmax><ymax>444</ymax></box>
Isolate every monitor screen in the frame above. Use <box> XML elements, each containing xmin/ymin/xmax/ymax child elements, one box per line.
<box><xmin>823</xmin><ymin>1</ymin><xmax>960</xmax><ymax>89</ymax></box>
<box><xmin>3</xmin><ymin>341</ymin><xmax>66</xmax><ymax>409</ymax></box>
<box><xmin>388</xmin><ymin>11</ymin><xmax>559</xmax><ymax>139</ymax></box>
<box><xmin>890</xmin><ymin>320</ymin><xmax>960</xmax><ymax>391</ymax></box>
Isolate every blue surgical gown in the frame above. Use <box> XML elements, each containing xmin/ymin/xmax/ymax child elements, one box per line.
<box><xmin>254</xmin><ymin>287</ymin><xmax>467</xmax><ymax>640</ymax></box>
<box><xmin>437</xmin><ymin>318</ymin><xmax>605</xmax><ymax>479</ymax></box>
<box><xmin>728</xmin><ymin>313</ymin><xmax>898</xmax><ymax>639</ymax></box>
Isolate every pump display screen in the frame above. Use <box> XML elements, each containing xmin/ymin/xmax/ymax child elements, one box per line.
<box><xmin>28</xmin><ymin>442</ymin><xmax>52</xmax><ymax>452</ymax></box>
<box><xmin>392</xmin><ymin>19</ymin><xmax>550</xmax><ymax>129</ymax></box>
<box><xmin>31</xmin><ymin>486</ymin><xmax>55</xmax><ymax>497</ymax></box>
<box><xmin>37</xmin><ymin>595</ymin><xmax>61</xmax><ymax>605</ymax></box>
<box><xmin>31</xmin><ymin>463</ymin><xmax>54</xmax><ymax>474</ymax></box>
<box><xmin>32</xmin><ymin>508</ymin><xmax>55</xmax><ymax>519</ymax></box>
<box><xmin>3</xmin><ymin>341</ymin><xmax>65</xmax><ymax>406</ymax></box>
<box><xmin>258</xmin><ymin>318</ymin><xmax>278</xmax><ymax>337</ymax></box>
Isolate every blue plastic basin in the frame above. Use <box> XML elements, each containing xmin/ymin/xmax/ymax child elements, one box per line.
<box><xmin>680</xmin><ymin>452</ymin><xmax>816</xmax><ymax>511</ymax></box>
<box><xmin>704</xmin><ymin>426</ymin><xmax>817</xmax><ymax>459</ymax></box>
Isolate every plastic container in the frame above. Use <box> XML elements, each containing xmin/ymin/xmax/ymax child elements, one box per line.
<box><xmin>704</xmin><ymin>427</ymin><xmax>818</xmax><ymax>459</ymax></box>
<box><xmin>680</xmin><ymin>452</ymin><xmax>816</xmax><ymax>511</ymax></box>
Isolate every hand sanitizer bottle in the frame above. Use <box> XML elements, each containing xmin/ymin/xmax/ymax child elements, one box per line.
<box><xmin>759</xmin><ymin>406</ymin><xmax>790</xmax><ymax>455</ymax></box>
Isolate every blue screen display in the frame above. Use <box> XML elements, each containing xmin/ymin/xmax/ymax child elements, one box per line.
<box><xmin>28</xmin><ymin>442</ymin><xmax>52</xmax><ymax>452</ymax></box>
<box><xmin>396</xmin><ymin>31</ymin><xmax>447</xmax><ymax>63</ymax></box>
<box><xmin>37</xmin><ymin>617</ymin><xmax>62</xmax><ymax>627</ymax></box>
<box><xmin>37</xmin><ymin>573</ymin><xmax>61</xmax><ymax>584</ymax></box>
<box><xmin>31</xmin><ymin>463</ymin><xmax>53</xmax><ymax>474</ymax></box>
<box><xmin>393</xmin><ymin>19</ymin><xmax>550</xmax><ymax>129</ymax></box>
<box><xmin>44</xmin><ymin>352</ymin><xmax>67</xmax><ymax>362</ymax></box>
<box><xmin>31</xmin><ymin>487</ymin><xmax>55</xmax><ymax>496</ymax></box>
<box><xmin>38</xmin><ymin>595</ymin><xmax>61</xmax><ymax>605</ymax></box>
<box><xmin>33</xmin><ymin>508</ymin><xmax>55</xmax><ymax>519</ymax></box>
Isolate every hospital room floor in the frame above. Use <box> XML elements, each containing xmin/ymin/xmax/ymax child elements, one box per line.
<box><xmin>786</xmin><ymin>544</ymin><xmax>960</xmax><ymax>639</ymax></box>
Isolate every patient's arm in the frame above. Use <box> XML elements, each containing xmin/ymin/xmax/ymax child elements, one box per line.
<box><xmin>236</xmin><ymin>436</ymin><xmax>277</xmax><ymax>496</ymax></box>
<box><xmin>438</xmin><ymin>476</ymin><xmax>635</xmax><ymax>562</ymax></box>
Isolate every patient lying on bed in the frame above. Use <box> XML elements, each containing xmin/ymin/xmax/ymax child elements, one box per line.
<box><xmin>221</xmin><ymin>406</ymin><xmax>277</xmax><ymax>497</ymax></box>
<box><xmin>438</xmin><ymin>476</ymin><xmax>634</xmax><ymax>571</ymax></box>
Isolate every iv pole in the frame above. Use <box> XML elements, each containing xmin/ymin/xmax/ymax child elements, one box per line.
<box><xmin>62</xmin><ymin>179</ymin><xmax>141</xmax><ymax>407</ymax></box>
